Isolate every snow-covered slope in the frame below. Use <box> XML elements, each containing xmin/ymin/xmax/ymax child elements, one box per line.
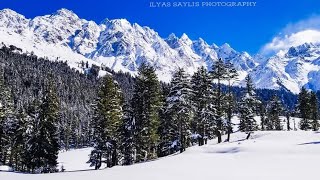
<box><xmin>1</xmin><ymin>116</ymin><xmax>317</xmax><ymax>179</ymax></box>
<box><xmin>1</xmin><ymin>130</ymin><xmax>320</xmax><ymax>180</ymax></box>
<box><xmin>2</xmin><ymin>8</ymin><xmax>320</xmax><ymax>93</ymax></box>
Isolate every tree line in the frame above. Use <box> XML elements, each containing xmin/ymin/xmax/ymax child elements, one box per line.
<box><xmin>0</xmin><ymin>44</ymin><xmax>319</xmax><ymax>173</ymax></box>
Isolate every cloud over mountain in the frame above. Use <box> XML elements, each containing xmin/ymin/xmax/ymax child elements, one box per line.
<box><xmin>261</xmin><ymin>15</ymin><xmax>320</xmax><ymax>56</ymax></box>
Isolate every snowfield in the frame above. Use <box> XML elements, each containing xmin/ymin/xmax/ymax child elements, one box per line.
<box><xmin>1</xmin><ymin>130</ymin><xmax>320</xmax><ymax>180</ymax></box>
<box><xmin>57</xmin><ymin>148</ymin><xmax>94</xmax><ymax>172</ymax></box>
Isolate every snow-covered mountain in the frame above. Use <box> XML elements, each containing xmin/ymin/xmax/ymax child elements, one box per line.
<box><xmin>1</xmin><ymin>8</ymin><xmax>320</xmax><ymax>93</ymax></box>
<box><xmin>251</xmin><ymin>43</ymin><xmax>320</xmax><ymax>93</ymax></box>
<box><xmin>0</xmin><ymin>8</ymin><xmax>256</xmax><ymax>82</ymax></box>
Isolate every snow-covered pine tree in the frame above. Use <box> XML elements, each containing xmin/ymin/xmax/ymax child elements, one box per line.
<box><xmin>224</xmin><ymin>61</ymin><xmax>238</xmax><ymax>141</ymax></box>
<box><xmin>239</xmin><ymin>75</ymin><xmax>258</xmax><ymax>139</ymax></box>
<box><xmin>39</xmin><ymin>80</ymin><xmax>60</xmax><ymax>172</ymax></box>
<box><xmin>61</xmin><ymin>114</ymin><xmax>72</xmax><ymax>150</ymax></box>
<box><xmin>158</xmin><ymin>84</ymin><xmax>178</xmax><ymax>156</ymax></box>
<box><xmin>25</xmin><ymin>80</ymin><xmax>60</xmax><ymax>173</ymax></box>
<box><xmin>3</xmin><ymin>111</ymin><xmax>19</xmax><ymax>168</ymax></box>
<box><xmin>191</xmin><ymin>66</ymin><xmax>215</xmax><ymax>146</ymax></box>
<box><xmin>298</xmin><ymin>87</ymin><xmax>311</xmax><ymax>130</ymax></box>
<box><xmin>158</xmin><ymin>104</ymin><xmax>178</xmax><ymax>156</ymax></box>
<box><xmin>309</xmin><ymin>91</ymin><xmax>319</xmax><ymax>131</ymax></box>
<box><xmin>210</xmin><ymin>58</ymin><xmax>228</xmax><ymax>143</ymax></box>
<box><xmin>119</xmin><ymin>103</ymin><xmax>135</xmax><ymax>165</ymax></box>
<box><xmin>266</xmin><ymin>95</ymin><xmax>283</xmax><ymax>130</ymax></box>
<box><xmin>165</xmin><ymin>68</ymin><xmax>194</xmax><ymax>153</ymax></box>
<box><xmin>0</xmin><ymin>65</ymin><xmax>15</xmax><ymax>166</ymax></box>
<box><xmin>9</xmin><ymin>109</ymin><xmax>29</xmax><ymax>171</ymax></box>
<box><xmin>131</xmin><ymin>63</ymin><xmax>161</xmax><ymax>162</ymax></box>
<box><xmin>90</xmin><ymin>75</ymin><xmax>123</xmax><ymax>169</ymax></box>
<box><xmin>24</xmin><ymin>100</ymin><xmax>41</xmax><ymax>173</ymax></box>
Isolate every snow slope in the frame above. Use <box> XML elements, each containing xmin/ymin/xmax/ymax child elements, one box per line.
<box><xmin>57</xmin><ymin>148</ymin><xmax>94</xmax><ymax>172</ymax></box>
<box><xmin>1</xmin><ymin>128</ymin><xmax>320</xmax><ymax>179</ymax></box>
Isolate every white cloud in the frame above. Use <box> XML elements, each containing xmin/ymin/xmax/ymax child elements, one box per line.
<box><xmin>260</xmin><ymin>15</ymin><xmax>320</xmax><ymax>56</ymax></box>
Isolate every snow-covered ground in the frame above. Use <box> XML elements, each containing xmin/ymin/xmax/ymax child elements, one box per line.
<box><xmin>0</xmin><ymin>165</ymin><xmax>12</xmax><ymax>172</ymax></box>
<box><xmin>57</xmin><ymin>148</ymin><xmax>94</xmax><ymax>172</ymax></box>
<box><xmin>1</xmin><ymin>128</ymin><xmax>320</xmax><ymax>180</ymax></box>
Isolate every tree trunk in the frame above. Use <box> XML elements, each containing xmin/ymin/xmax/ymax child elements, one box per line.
<box><xmin>216</xmin><ymin>130</ymin><xmax>222</xmax><ymax>143</ymax></box>
<box><xmin>226</xmin><ymin>118</ymin><xmax>232</xmax><ymax>142</ymax></box>
<box><xmin>112</xmin><ymin>141</ymin><xmax>117</xmax><ymax>166</ymax></box>
<box><xmin>180</xmin><ymin>135</ymin><xmax>185</xmax><ymax>153</ymax></box>
<box><xmin>227</xmin><ymin>130</ymin><xmax>231</xmax><ymax>142</ymax></box>
<box><xmin>180</xmin><ymin>135</ymin><xmax>183</xmax><ymax>153</ymax></box>
<box><xmin>106</xmin><ymin>151</ymin><xmax>112</xmax><ymax>168</ymax></box>
<box><xmin>95</xmin><ymin>152</ymin><xmax>102</xmax><ymax>170</ymax></box>
<box><xmin>179</xmin><ymin>122</ymin><xmax>185</xmax><ymax>153</ymax></box>
<box><xmin>261</xmin><ymin>117</ymin><xmax>265</xmax><ymax>131</ymax></box>
<box><xmin>246</xmin><ymin>132</ymin><xmax>251</xmax><ymax>140</ymax></box>
<box><xmin>3</xmin><ymin>150</ymin><xmax>7</xmax><ymax>165</ymax></box>
<box><xmin>9</xmin><ymin>145</ymin><xmax>13</xmax><ymax>166</ymax></box>
<box><xmin>199</xmin><ymin>137</ymin><xmax>204</xmax><ymax>146</ymax></box>
<box><xmin>226</xmin><ymin>80</ymin><xmax>232</xmax><ymax>142</ymax></box>
<box><xmin>180</xmin><ymin>145</ymin><xmax>184</xmax><ymax>153</ymax></box>
<box><xmin>15</xmin><ymin>152</ymin><xmax>18</xmax><ymax>171</ymax></box>
<box><xmin>287</xmin><ymin>117</ymin><xmax>291</xmax><ymax>131</ymax></box>
<box><xmin>217</xmin><ymin>76</ymin><xmax>223</xmax><ymax>144</ymax></box>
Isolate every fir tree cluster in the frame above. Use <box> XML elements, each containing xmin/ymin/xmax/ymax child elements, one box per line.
<box><xmin>297</xmin><ymin>87</ymin><xmax>319</xmax><ymax>131</ymax></box>
<box><xmin>0</xmin><ymin>45</ymin><xmax>132</xmax><ymax>172</ymax></box>
<box><xmin>0</xmin><ymin>69</ymin><xmax>60</xmax><ymax>173</ymax></box>
<box><xmin>89</xmin><ymin>58</ymin><xmax>262</xmax><ymax>167</ymax></box>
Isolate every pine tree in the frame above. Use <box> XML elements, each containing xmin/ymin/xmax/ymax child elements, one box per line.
<box><xmin>25</xmin><ymin>80</ymin><xmax>60</xmax><ymax>173</ymax></box>
<box><xmin>239</xmin><ymin>75</ymin><xmax>258</xmax><ymax>139</ymax></box>
<box><xmin>10</xmin><ymin>109</ymin><xmax>28</xmax><ymax>171</ymax></box>
<box><xmin>298</xmin><ymin>87</ymin><xmax>311</xmax><ymax>130</ymax></box>
<box><xmin>310</xmin><ymin>92</ymin><xmax>319</xmax><ymax>131</ymax></box>
<box><xmin>4</xmin><ymin>112</ymin><xmax>20</xmax><ymax>168</ymax></box>
<box><xmin>266</xmin><ymin>95</ymin><xmax>283</xmax><ymax>130</ymax></box>
<box><xmin>165</xmin><ymin>68</ymin><xmax>194</xmax><ymax>153</ymax></box>
<box><xmin>119</xmin><ymin>103</ymin><xmax>135</xmax><ymax>165</ymax></box>
<box><xmin>40</xmin><ymin>80</ymin><xmax>60</xmax><ymax>172</ymax></box>
<box><xmin>131</xmin><ymin>63</ymin><xmax>161</xmax><ymax>162</ymax></box>
<box><xmin>224</xmin><ymin>61</ymin><xmax>238</xmax><ymax>141</ymax></box>
<box><xmin>191</xmin><ymin>67</ymin><xmax>215</xmax><ymax>145</ymax></box>
<box><xmin>210</xmin><ymin>58</ymin><xmax>228</xmax><ymax>143</ymax></box>
<box><xmin>158</xmin><ymin>106</ymin><xmax>177</xmax><ymax>156</ymax></box>
<box><xmin>90</xmin><ymin>75</ymin><xmax>123</xmax><ymax>169</ymax></box>
<box><xmin>24</xmin><ymin>100</ymin><xmax>41</xmax><ymax>172</ymax></box>
<box><xmin>158</xmin><ymin>84</ymin><xmax>177</xmax><ymax>156</ymax></box>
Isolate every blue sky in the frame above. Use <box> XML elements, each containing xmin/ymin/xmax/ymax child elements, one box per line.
<box><xmin>1</xmin><ymin>0</ymin><xmax>320</xmax><ymax>54</ymax></box>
